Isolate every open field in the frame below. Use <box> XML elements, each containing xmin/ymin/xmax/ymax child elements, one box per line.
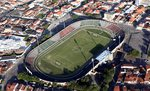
<box><xmin>36</xmin><ymin>28</ymin><xmax>111</xmax><ymax>76</ymax></box>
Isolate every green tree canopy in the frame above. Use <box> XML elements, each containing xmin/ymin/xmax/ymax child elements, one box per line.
<box><xmin>17</xmin><ymin>72</ymin><xmax>40</xmax><ymax>83</ymax></box>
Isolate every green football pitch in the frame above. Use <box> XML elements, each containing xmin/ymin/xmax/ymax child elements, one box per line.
<box><xmin>36</xmin><ymin>29</ymin><xmax>111</xmax><ymax>76</ymax></box>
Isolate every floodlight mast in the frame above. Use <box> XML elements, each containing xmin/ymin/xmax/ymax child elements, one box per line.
<box><xmin>118</xmin><ymin>35</ymin><xmax>121</xmax><ymax>44</ymax></box>
<box><xmin>36</xmin><ymin>34</ymin><xmax>40</xmax><ymax>54</ymax></box>
<box><xmin>92</xmin><ymin>58</ymin><xmax>95</xmax><ymax>72</ymax></box>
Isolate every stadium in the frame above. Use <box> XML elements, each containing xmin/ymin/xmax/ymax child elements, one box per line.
<box><xmin>24</xmin><ymin>19</ymin><xmax>125</xmax><ymax>82</ymax></box>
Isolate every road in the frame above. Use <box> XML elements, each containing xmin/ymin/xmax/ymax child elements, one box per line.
<box><xmin>0</xmin><ymin>1</ymin><xmax>36</xmax><ymax>90</ymax></box>
<box><xmin>1</xmin><ymin>13</ymin><xmax>74</xmax><ymax>90</ymax></box>
<box><xmin>1</xmin><ymin>57</ymin><xmax>24</xmax><ymax>91</ymax></box>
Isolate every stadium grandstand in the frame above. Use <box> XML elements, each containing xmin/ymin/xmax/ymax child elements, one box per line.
<box><xmin>38</xmin><ymin>40</ymin><xmax>55</xmax><ymax>53</ymax></box>
<box><xmin>106</xmin><ymin>24</ymin><xmax>122</xmax><ymax>33</ymax></box>
<box><xmin>80</xmin><ymin>20</ymin><xmax>100</xmax><ymax>27</ymax></box>
<box><xmin>99</xmin><ymin>20</ymin><xmax>111</xmax><ymax>27</ymax></box>
<box><xmin>24</xmin><ymin>19</ymin><xmax>124</xmax><ymax>82</ymax></box>
<box><xmin>60</xmin><ymin>26</ymin><xmax>75</xmax><ymax>38</ymax></box>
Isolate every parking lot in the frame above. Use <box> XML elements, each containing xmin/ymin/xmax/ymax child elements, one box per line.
<box><xmin>127</xmin><ymin>30</ymin><xmax>150</xmax><ymax>59</ymax></box>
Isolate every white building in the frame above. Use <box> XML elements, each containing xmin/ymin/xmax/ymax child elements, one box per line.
<box><xmin>104</xmin><ymin>12</ymin><xmax>116</xmax><ymax>22</ymax></box>
<box><xmin>0</xmin><ymin>36</ymin><xmax>27</xmax><ymax>51</ymax></box>
<box><xmin>135</xmin><ymin>0</ymin><xmax>150</xmax><ymax>6</ymax></box>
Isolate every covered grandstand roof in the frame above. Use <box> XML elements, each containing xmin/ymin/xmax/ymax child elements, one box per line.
<box><xmin>96</xmin><ymin>50</ymin><xmax>110</xmax><ymax>61</ymax></box>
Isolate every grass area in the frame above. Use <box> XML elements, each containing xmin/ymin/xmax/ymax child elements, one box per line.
<box><xmin>42</xmin><ymin>23</ymin><xmax>50</xmax><ymax>29</ymax></box>
<box><xmin>86</xmin><ymin>29</ymin><xmax>111</xmax><ymax>38</ymax></box>
<box><xmin>52</xmin><ymin>0</ymin><xmax>58</xmax><ymax>3</ymax></box>
<box><xmin>36</xmin><ymin>29</ymin><xmax>111</xmax><ymax>76</ymax></box>
<box><xmin>103</xmin><ymin>68</ymin><xmax>114</xmax><ymax>83</ymax></box>
<box><xmin>18</xmin><ymin>72</ymin><xmax>40</xmax><ymax>83</ymax></box>
<box><xmin>127</xmin><ymin>49</ymin><xmax>140</xmax><ymax>57</ymax></box>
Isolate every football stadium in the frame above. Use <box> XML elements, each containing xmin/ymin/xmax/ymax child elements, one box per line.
<box><xmin>24</xmin><ymin>20</ymin><xmax>124</xmax><ymax>82</ymax></box>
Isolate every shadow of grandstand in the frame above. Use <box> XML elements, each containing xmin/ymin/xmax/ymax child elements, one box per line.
<box><xmin>90</xmin><ymin>44</ymin><xmax>104</xmax><ymax>56</ymax></box>
<box><xmin>63</xmin><ymin>68</ymin><xmax>72</xmax><ymax>75</ymax></box>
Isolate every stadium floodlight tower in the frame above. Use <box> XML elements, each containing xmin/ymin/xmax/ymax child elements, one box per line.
<box><xmin>36</xmin><ymin>34</ymin><xmax>40</xmax><ymax>54</ymax></box>
<box><xmin>92</xmin><ymin>58</ymin><xmax>95</xmax><ymax>72</ymax></box>
<box><xmin>61</xmin><ymin>19</ymin><xmax>66</xmax><ymax>29</ymax></box>
<box><xmin>107</xmin><ymin>47</ymin><xmax>110</xmax><ymax>51</ymax></box>
<box><xmin>118</xmin><ymin>35</ymin><xmax>121</xmax><ymax>44</ymax></box>
<box><xmin>59</xmin><ymin>18</ymin><xmax>66</xmax><ymax>29</ymax></box>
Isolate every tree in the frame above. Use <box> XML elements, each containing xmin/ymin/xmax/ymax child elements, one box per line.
<box><xmin>82</xmin><ymin>0</ymin><xmax>88</xmax><ymax>5</ymax></box>
<box><xmin>52</xmin><ymin>0</ymin><xmax>58</xmax><ymax>3</ymax></box>
<box><xmin>68</xmin><ymin>75</ymin><xmax>99</xmax><ymax>91</ymax></box>
<box><xmin>41</xmin><ymin>34</ymin><xmax>51</xmax><ymax>42</ymax></box>
<box><xmin>101</xmin><ymin>84</ymin><xmax>109</xmax><ymax>91</ymax></box>
<box><xmin>43</xmin><ymin>23</ymin><xmax>50</xmax><ymax>29</ymax></box>
<box><xmin>148</xmin><ymin>50</ymin><xmax>150</xmax><ymax>56</ymax></box>
<box><xmin>24</xmin><ymin>35</ymin><xmax>30</xmax><ymax>41</ymax></box>
<box><xmin>51</xmin><ymin>82</ymin><xmax>58</xmax><ymax>87</ymax></box>
<box><xmin>95</xmin><ymin>67</ymin><xmax>115</xmax><ymax>91</ymax></box>
<box><xmin>72</xmin><ymin>14</ymin><xmax>79</xmax><ymax>20</ymax></box>
<box><xmin>17</xmin><ymin>72</ymin><xmax>40</xmax><ymax>83</ymax></box>
<box><xmin>37</xmin><ymin>13</ymin><xmax>45</xmax><ymax>19</ymax></box>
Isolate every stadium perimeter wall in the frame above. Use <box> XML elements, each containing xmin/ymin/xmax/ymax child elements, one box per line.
<box><xmin>24</xmin><ymin>19</ymin><xmax>125</xmax><ymax>81</ymax></box>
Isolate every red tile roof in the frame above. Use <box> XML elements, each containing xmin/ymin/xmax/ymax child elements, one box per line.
<box><xmin>129</xmin><ymin>17</ymin><xmax>136</xmax><ymax>23</ymax></box>
<box><xmin>114</xmin><ymin>86</ymin><xmax>120</xmax><ymax>91</ymax></box>
<box><xmin>136</xmin><ymin>6</ymin><xmax>145</xmax><ymax>14</ymax></box>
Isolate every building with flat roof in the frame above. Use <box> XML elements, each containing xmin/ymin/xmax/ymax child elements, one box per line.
<box><xmin>136</xmin><ymin>0</ymin><xmax>150</xmax><ymax>6</ymax></box>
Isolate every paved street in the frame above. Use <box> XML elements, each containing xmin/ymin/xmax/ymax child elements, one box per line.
<box><xmin>1</xmin><ymin>57</ymin><xmax>24</xmax><ymax>91</ymax></box>
<box><xmin>127</xmin><ymin>30</ymin><xmax>150</xmax><ymax>59</ymax></box>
